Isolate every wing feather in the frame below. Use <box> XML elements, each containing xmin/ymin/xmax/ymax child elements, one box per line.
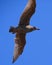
<box><xmin>19</xmin><ymin>0</ymin><xmax>36</xmax><ymax>26</ymax></box>
<box><xmin>12</xmin><ymin>33</ymin><xmax>26</xmax><ymax>63</ymax></box>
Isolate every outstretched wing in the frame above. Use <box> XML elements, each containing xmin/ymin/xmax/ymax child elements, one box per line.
<box><xmin>19</xmin><ymin>0</ymin><xmax>36</xmax><ymax>26</ymax></box>
<box><xmin>12</xmin><ymin>33</ymin><xmax>26</xmax><ymax>63</ymax></box>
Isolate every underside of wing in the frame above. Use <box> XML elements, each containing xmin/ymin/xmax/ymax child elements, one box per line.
<box><xmin>12</xmin><ymin>33</ymin><xmax>26</xmax><ymax>63</ymax></box>
<box><xmin>19</xmin><ymin>0</ymin><xmax>36</xmax><ymax>26</ymax></box>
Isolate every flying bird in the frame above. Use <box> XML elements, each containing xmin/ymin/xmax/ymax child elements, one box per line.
<box><xmin>9</xmin><ymin>0</ymin><xmax>40</xmax><ymax>63</ymax></box>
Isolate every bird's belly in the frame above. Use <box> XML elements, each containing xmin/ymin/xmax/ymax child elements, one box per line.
<box><xmin>17</xmin><ymin>27</ymin><xmax>26</xmax><ymax>33</ymax></box>
<box><xmin>17</xmin><ymin>27</ymin><xmax>32</xmax><ymax>33</ymax></box>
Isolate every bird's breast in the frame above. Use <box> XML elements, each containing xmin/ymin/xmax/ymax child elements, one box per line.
<box><xmin>17</xmin><ymin>26</ymin><xmax>26</xmax><ymax>33</ymax></box>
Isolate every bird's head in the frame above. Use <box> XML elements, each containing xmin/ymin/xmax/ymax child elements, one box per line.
<box><xmin>26</xmin><ymin>25</ymin><xmax>40</xmax><ymax>33</ymax></box>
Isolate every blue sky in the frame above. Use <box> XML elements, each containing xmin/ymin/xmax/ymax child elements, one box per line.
<box><xmin>0</xmin><ymin>0</ymin><xmax>52</xmax><ymax>65</ymax></box>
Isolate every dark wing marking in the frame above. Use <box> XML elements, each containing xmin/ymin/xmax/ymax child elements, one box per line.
<box><xmin>19</xmin><ymin>0</ymin><xmax>36</xmax><ymax>26</ymax></box>
<box><xmin>12</xmin><ymin>33</ymin><xmax>26</xmax><ymax>63</ymax></box>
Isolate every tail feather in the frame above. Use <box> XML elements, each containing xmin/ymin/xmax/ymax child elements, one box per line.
<box><xmin>9</xmin><ymin>26</ymin><xmax>16</xmax><ymax>34</ymax></box>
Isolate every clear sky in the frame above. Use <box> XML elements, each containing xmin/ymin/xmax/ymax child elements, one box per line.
<box><xmin>0</xmin><ymin>0</ymin><xmax>52</xmax><ymax>65</ymax></box>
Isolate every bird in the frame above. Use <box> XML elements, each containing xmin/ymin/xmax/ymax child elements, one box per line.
<box><xmin>9</xmin><ymin>0</ymin><xmax>40</xmax><ymax>63</ymax></box>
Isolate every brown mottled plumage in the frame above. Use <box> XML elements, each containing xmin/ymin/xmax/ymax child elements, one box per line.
<box><xmin>9</xmin><ymin>0</ymin><xmax>40</xmax><ymax>63</ymax></box>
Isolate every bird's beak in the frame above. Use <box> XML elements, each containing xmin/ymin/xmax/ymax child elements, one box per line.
<box><xmin>34</xmin><ymin>27</ymin><xmax>40</xmax><ymax>30</ymax></box>
<box><xmin>36</xmin><ymin>28</ymin><xmax>40</xmax><ymax>30</ymax></box>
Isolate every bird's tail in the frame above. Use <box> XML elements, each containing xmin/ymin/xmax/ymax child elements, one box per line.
<box><xmin>9</xmin><ymin>26</ymin><xmax>16</xmax><ymax>34</ymax></box>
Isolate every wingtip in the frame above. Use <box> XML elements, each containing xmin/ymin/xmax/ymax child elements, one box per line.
<box><xmin>12</xmin><ymin>60</ymin><xmax>14</xmax><ymax>64</ymax></box>
<box><xmin>12</xmin><ymin>57</ymin><xmax>15</xmax><ymax>63</ymax></box>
